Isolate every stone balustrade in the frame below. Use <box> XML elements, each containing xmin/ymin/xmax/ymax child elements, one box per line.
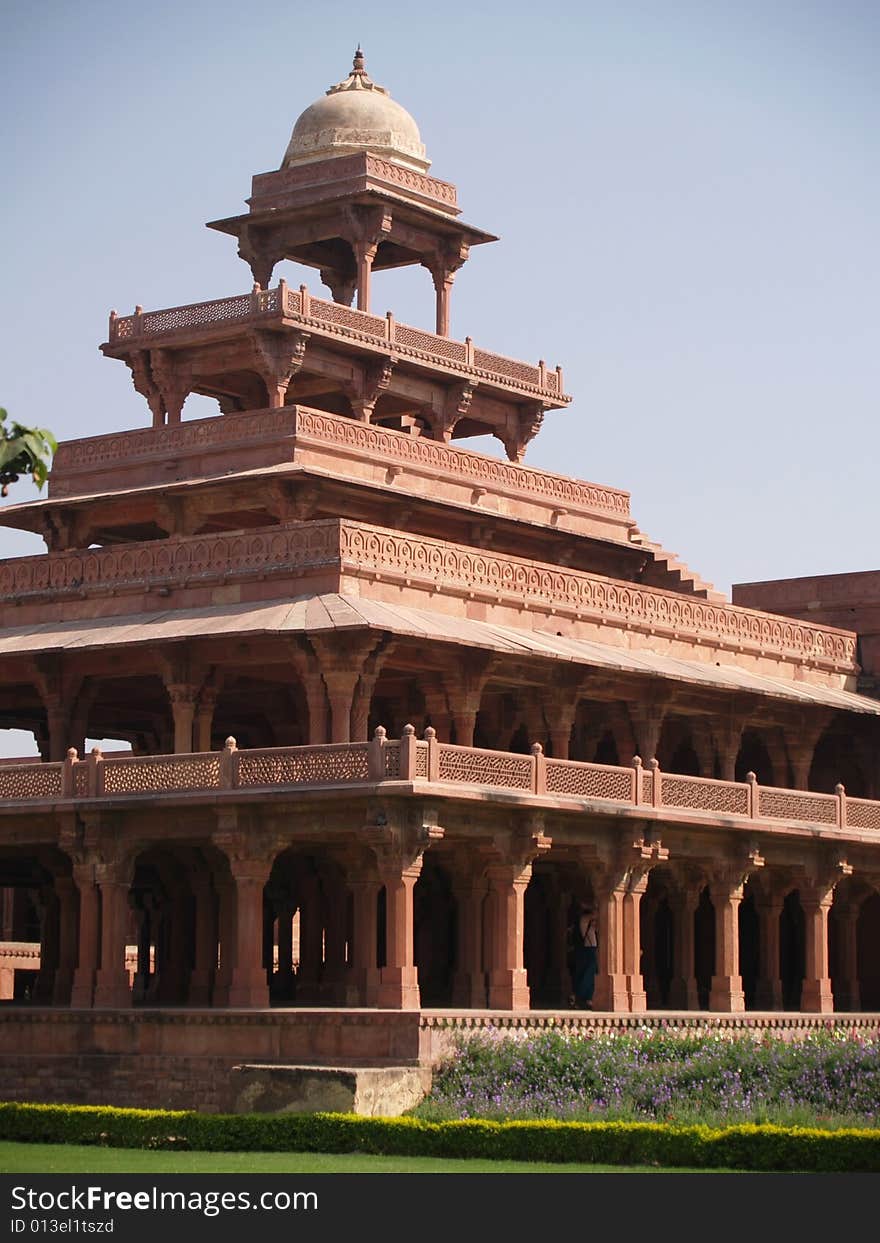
<box><xmin>107</xmin><ymin>281</ymin><xmax>567</xmax><ymax>402</ymax></box>
<box><xmin>1</xmin><ymin>731</ymin><xmax>877</xmax><ymax>836</ymax></box>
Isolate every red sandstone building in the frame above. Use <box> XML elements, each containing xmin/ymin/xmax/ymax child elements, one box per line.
<box><xmin>1</xmin><ymin>51</ymin><xmax>878</xmax><ymax>1105</ymax></box>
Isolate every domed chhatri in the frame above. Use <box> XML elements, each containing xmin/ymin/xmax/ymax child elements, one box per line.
<box><xmin>283</xmin><ymin>47</ymin><xmax>430</xmax><ymax>173</ymax></box>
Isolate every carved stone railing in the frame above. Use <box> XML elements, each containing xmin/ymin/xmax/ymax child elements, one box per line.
<box><xmin>0</xmin><ymin>734</ymin><xmax>875</xmax><ymax>842</ymax></box>
<box><xmin>107</xmin><ymin>282</ymin><xmax>567</xmax><ymax>402</ymax></box>
<box><xmin>0</xmin><ymin>516</ymin><xmax>857</xmax><ymax>672</ymax></box>
<box><xmin>49</xmin><ymin>404</ymin><xmax>631</xmax><ymax>517</ymax></box>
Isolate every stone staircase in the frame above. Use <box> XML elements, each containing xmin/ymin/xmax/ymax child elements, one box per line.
<box><xmin>628</xmin><ymin>526</ymin><xmax>726</xmax><ymax>601</ymax></box>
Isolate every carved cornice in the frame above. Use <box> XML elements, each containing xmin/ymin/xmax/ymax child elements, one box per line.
<box><xmin>0</xmin><ymin>515</ymin><xmax>858</xmax><ymax>672</ymax></box>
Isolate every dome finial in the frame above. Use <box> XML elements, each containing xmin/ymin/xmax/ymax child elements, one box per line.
<box><xmin>353</xmin><ymin>45</ymin><xmax>365</xmax><ymax>75</ymax></box>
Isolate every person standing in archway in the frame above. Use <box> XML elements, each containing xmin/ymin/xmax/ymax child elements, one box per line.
<box><xmin>572</xmin><ymin>903</ymin><xmax>598</xmax><ymax>1010</ymax></box>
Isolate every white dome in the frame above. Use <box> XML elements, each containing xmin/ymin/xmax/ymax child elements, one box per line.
<box><xmin>282</xmin><ymin>49</ymin><xmax>430</xmax><ymax>173</ymax></box>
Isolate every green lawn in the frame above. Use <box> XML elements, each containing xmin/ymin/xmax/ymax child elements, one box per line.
<box><xmin>0</xmin><ymin>1141</ymin><xmax>724</xmax><ymax>1175</ymax></box>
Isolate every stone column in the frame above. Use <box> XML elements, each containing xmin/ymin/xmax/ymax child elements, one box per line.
<box><xmin>377</xmin><ymin>859</ymin><xmax>423</xmax><ymax>1009</ymax></box>
<box><xmin>708</xmin><ymin>877</ymin><xmax>745</xmax><ymax>1012</ymax></box>
<box><xmin>212</xmin><ymin>877</ymin><xmax>235</xmax><ymax>1007</ymax></box>
<box><xmin>450</xmin><ymin>873</ymin><xmax>488</xmax><ymax>1008</ymax></box>
<box><xmin>592</xmin><ymin>875</ymin><xmax>628</xmax><ymax>1012</ymax></box>
<box><xmin>33</xmin><ymin>886</ymin><xmax>59</xmax><ymax>1004</ymax></box>
<box><xmin>167</xmin><ymin>684</ymin><xmax>197</xmax><ymax>754</ymax></box>
<box><xmin>46</xmin><ymin>702</ymin><xmax>71</xmax><ymax>764</ymax></box>
<box><xmin>301</xmin><ymin>672</ymin><xmax>329</xmax><ymax>745</ymax></box>
<box><xmin>354</xmin><ymin>238</ymin><xmax>379</xmax><ymax>314</ymax></box>
<box><xmin>800</xmin><ymin>886</ymin><xmax>835</xmax><ymax>1013</ymax></box>
<box><xmin>832</xmin><ymin>901</ymin><xmax>861</xmax><ymax>1012</ymax></box>
<box><xmin>93</xmin><ymin>866</ymin><xmax>133</xmax><ymax>1008</ymax></box>
<box><xmin>667</xmin><ymin>888</ymin><xmax>700</xmax><ymax>1010</ymax></box>
<box><xmin>623</xmin><ymin>872</ymin><xmax>649</xmax><ymax>1013</ymax></box>
<box><xmin>349</xmin><ymin>875</ymin><xmax>380</xmax><ymax>1006</ymax></box>
<box><xmin>227</xmin><ymin>858</ymin><xmax>272</xmax><ymax>1008</ymax></box>
<box><xmin>193</xmin><ymin>690</ymin><xmax>218</xmax><ymax>753</ymax></box>
<box><xmin>754</xmin><ymin>894</ymin><xmax>784</xmax><ymax>1010</ymax></box>
<box><xmin>189</xmin><ymin>876</ymin><xmax>216</xmax><ymax>1006</ymax></box>
<box><xmin>485</xmin><ymin>862</ymin><xmax>532</xmax><ymax>1011</ymax></box>
<box><xmin>52</xmin><ymin>877</ymin><xmax>79</xmax><ymax>1005</ymax></box>
<box><xmin>70</xmin><ymin>863</ymin><xmax>99</xmax><ymax>1008</ymax></box>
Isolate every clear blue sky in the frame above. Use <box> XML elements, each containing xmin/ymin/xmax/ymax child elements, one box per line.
<box><xmin>1</xmin><ymin>1</ymin><xmax>877</xmax><ymax>589</ymax></box>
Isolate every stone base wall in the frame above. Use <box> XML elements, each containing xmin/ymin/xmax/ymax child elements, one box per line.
<box><xmin>1</xmin><ymin>1008</ymin><xmax>879</xmax><ymax>1113</ymax></box>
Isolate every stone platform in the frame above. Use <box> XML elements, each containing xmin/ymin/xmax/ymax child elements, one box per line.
<box><xmin>1</xmin><ymin>1007</ymin><xmax>878</xmax><ymax>1114</ymax></box>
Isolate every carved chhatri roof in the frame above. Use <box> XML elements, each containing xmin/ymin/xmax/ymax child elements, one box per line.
<box><xmin>283</xmin><ymin>47</ymin><xmax>430</xmax><ymax>173</ymax></box>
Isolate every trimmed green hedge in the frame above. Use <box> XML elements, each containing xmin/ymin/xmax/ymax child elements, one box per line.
<box><xmin>1</xmin><ymin>1102</ymin><xmax>878</xmax><ymax>1171</ymax></box>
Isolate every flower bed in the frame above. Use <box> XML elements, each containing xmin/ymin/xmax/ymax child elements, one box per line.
<box><xmin>415</xmin><ymin>1026</ymin><xmax>880</xmax><ymax>1129</ymax></box>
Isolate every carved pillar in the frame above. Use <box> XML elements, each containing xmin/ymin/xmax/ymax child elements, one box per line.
<box><xmin>320</xmin><ymin>265</ymin><xmax>357</xmax><ymax>307</ymax></box>
<box><xmin>52</xmin><ymin>876</ymin><xmax>78</xmax><ymax>1005</ymax></box>
<box><xmin>70</xmin><ymin>862</ymin><xmax>99</xmax><ymax>1008</ymax></box>
<box><xmin>128</xmin><ymin>348</ymin><xmax>166</xmax><ymax>428</ymax></box>
<box><xmin>377</xmin><ymin>858</ymin><xmax>422</xmax><ymax>1009</ymax></box>
<box><xmin>623</xmin><ymin>871</ymin><xmax>650</xmax><ymax>1012</ymax></box>
<box><xmin>167</xmin><ymin>684</ymin><xmax>197</xmax><ymax>754</ymax></box>
<box><xmin>226</xmin><ymin>856</ymin><xmax>272</xmax><ymax>1008</ymax></box>
<box><xmin>346</xmin><ymin>356</ymin><xmax>395</xmax><ymax>423</ymax></box>
<box><xmin>93</xmin><ymin>865</ymin><xmax>133</xmax><ymax>1008</ymax></box>
<box><xmin>628</xmin><ymin>702</ymin><xmax>666</xmax><ymax>765</ymax></box>
<box><xmin>218</xmin><ymin>860</ymin><xmax>268</xmax><ymax>1014</ymax></box>
<box><xmin>320</xmin><ymin>868</ymin><xmax>349</xmax><ymax>1003</ymax></box>
<box><xmin>150</xmin><ymin>348</ymin><xmax>190</xmax><ymax>425</ymax></box>
<box><xmin>592</xmin><ymin>873</ymin><xmax>628</xmax><ymax>1012</ymax></box>
<box><xmin>33</xmin><ymin>885</ymin><xmax>59</xmax><ymax>1004</ymax></box>
<box><xmin>212</xmin><ymin>876</ymin><xmax>235</xmax><ymax>1007</ymax></box>
<box><xmin>450</xmin><ymin>872</ymin><xmax>488</xmax><ymax>1008</ymax></box>
<box><xmin>189</xmin><ymin>874</ymin><xmax>216</xmax><ymax>1006</ymax></box>
<box><xmin>251</xmin><ymin>326</ymin><xmax>309</xmax><ymax>408</ymax></box>
<box><xmin>667</xmin><ymin>887</ymin><xmax>700</xmax><ymax>1010</ymax></box>
<box><xmin>309</xmin><ymin>636</ymin><xmax>377</xmax><ymax>744</ymax></box>
<box><xmin>708</xmin><ymin>876</ymin><xmax>746</xmax><ymax>1012</ymax></box>
<box><xmin>300</xmin><ymin>671</ymin><xmax>329</xmax><ymax>745</ymax></box>
<box><xmin>46</xmin><ymin>702</ymin><xmax>71</xmax><ymax>764</ymax></box>
<box><xmin>712</xmin><ymin>716</ymin><xmax>744</xmax><ymax>782</ymax></box>
<box><xmin>800</xmin><ymin>885</ymin><xmax>835</xmax><ymax>1013</ymax></box>
<box><xmin>424</xmin><ymin>244</ymin><xmax>467</xmax><ymax>337</ymax></box>
<box><xmin>354</xmin><ymin>238</ymin><xmax>379</xmax><ymax>313</ymax></box>
<box><xmin>754</xmin><ymin>893</ymin><xmax>784</xmax><ymax>1010</ymax></box>
<box><xmin>349</xmin><ymin>873</ymin><xmax>381</xmax><ymax>1006</ymax></box>
<box><xmin>485</xmin><ymin>862</ymin><xmax>532</xmax><ymax>1010</ymax></box>
<box><xmin>193</xmin><ymin>689</ymin><xmax>219</xmax><ymax>754</ymax></box>
<box><xmin>501</xmin><ymin>403</ymin><xmax>545</xmax><ymax>463</ymax></box>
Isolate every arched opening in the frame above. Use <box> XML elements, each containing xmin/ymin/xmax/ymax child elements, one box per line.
<box><xmin>739</xmin><ymin>888</ymin><xmax>759</xmax><ymax>1009</ymax></box>
<box><xmin>0</xmin><ymin>848</ymin><xmax>75</xmax><ymax>1006</ymax></box>
<box><xmin>780</xmin><ymin>890</ymin><xmax>805</xmax><ymax>1010</ymax></box>
<box><xmin>809</xmin><ymin>729</ymin><xmax>868</xmax><ymax>797</ymax></box>
<box><xmin>856</xmin><ymin>892</ymin><xmax>880</xmax><ymax>1010</ymax></box>
<box><xmin>413</xmin><ymin>858</ymin><xmax>455</xmax><ymax>1005</ymax></box>
<box><xmin>735</xmin><ymin>730</ymin><xmax>775</xmax><ymax>785</ymax></box>
<box><xmin>694</xmin><ymin>887</ymin><xmax>715</xmax><ymax>1010</ymax></box>
<box><xmin>641</xmin><ymin>869</ymin><xmax>674</xmax><ymax>1008</ymax></box>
